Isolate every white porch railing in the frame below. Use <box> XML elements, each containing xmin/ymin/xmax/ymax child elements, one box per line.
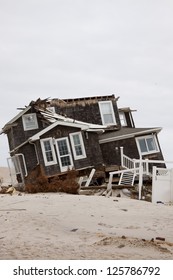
<box><xmin>107</xmin><ymin>166</ymin><xmax>144</xmax><ymax>198</ymax></box>
<box><xmin>120</xmin><ymin>146</ymin><xmax>173</xmax><ymax>175</ymax></box>
<box><xmin>108</xmin><ymin>146</ymin><xmax>173</xmax><ymax>200</ymax></box>
<box><xmin>120</xmin><ymin>147</ymin><xmax>149</xmax><ymax>175</ymax></box>
<box><xmin>121</xmin><ymin>152</ymin><xmax>135</xmax><ymax>170</ymax></box>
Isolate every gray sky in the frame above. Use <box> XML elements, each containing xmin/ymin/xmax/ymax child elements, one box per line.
<box><xmin>0</xmin><ymin>0</ymin><xmax>173</xmax><ymax>166</ymax></box>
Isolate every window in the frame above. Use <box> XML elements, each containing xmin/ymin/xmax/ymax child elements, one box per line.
<box><xmin>119</xmin><ymin>112</ymin><xmax>127</xmax><ymax>126</ymax></box>
<box><xmin>55</xmin><ymin>137</ymin><xmax>74</xmax><ymax>172</ymax></box>
<box><xmin>22</xmin><ymin>113</ymin><xmax>38</xmax><ymax>131</ymax></box>
<box><xmin>99</xmin><ymin>101</ymin><xmax>116</xmax><ymax>125</ymax></box>
<box><xmin>40</xmin><ymin>138</ymin><xmax>57</xmax><ymax>166</ymax></box>
<box><xmin>136</xmin><ymin>135</ymin><xmax>159</xmax><ymax>155</ymax></box>
<box><xmin>70</xmin><ymin>132</ymin><xmax>86</xmax><ymax>160</ymax></box>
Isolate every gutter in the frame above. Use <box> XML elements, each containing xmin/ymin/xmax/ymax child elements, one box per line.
<box><xmin>10</xmin><ymin>139</ymin><xmax>29</xmax><ymax>153</ymax></box>
<box><xmin>29</xmin><ymin>140</ymin><xmax>40</xmax><ymax>165</ymax></box>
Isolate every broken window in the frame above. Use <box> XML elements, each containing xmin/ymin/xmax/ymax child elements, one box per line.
<box><xmin>22</xmin><ymin>113</ymin><xmax>38</xmax><ymax>131</ymax></box>
<box><xmin>99</xmin><ymin>101</ymin><xmax>116</xmax><ymax>125</ymax></box>
<box><xmin>136</xmin><ymin>135</ymin><xmax>159</xmax><ymax>156</ymax></box>
<box><xmin>70</xmin><ymin>132</ymin><xmax>86</xmax><ymax>160</ymax></box>
<box><xmin>40</xmin><ymin>138</ymin><xmax>57</xmax><ymax>166</ymax></box>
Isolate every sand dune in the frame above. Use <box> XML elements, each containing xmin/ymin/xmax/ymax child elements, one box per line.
<box><xmin>0</xmin><ymin>192</ymin><xmax>173</xmax><ymax>260</ymax></box>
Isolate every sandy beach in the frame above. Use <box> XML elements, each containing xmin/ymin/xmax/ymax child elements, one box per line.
<box><xmin>0</xmin><ymin>191</ymin><xmax>173</xmax><ymax>260</ymax></box>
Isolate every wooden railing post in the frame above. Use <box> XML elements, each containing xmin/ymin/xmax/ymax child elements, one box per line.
<box><xmin>120</xmin><ymin>146</ymin><xmax>124</xmax><ymax>167</ymax></box>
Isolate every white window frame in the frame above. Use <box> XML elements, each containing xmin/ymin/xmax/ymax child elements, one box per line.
<box><xmin>55</xmin><ymin>137</ymin><xmax>74</xmax><ymax>172</ymax></box>
<box><xmin>98</xmin><ymin>101</ymin><xmax>116</xmax><ymax>125</ymax></box>
<box><xmin>22</xmin><ymin>113</ymin><xmax>38</xmax><ymax>131</ymax></box>
<box><xmin>136</xmin><ymin>135</ymin><xmax>159</xmax><ymax>156</ymax></box>
<box><xmin>40</xmin><ymin>138</ymin><xmax>57</xmax><ymax>166</ymax></box>
<box><xmin>70</xmin><ymin>132</ymin><xmax>86</xmax><ymax>160</ymax></box>
<box><xmin>119</xmin><ymin>112</ymin><xmax>127</xmax><ymax>126</ymax></box>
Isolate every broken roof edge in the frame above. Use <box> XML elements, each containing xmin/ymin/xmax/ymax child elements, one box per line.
<box><xmin>99</xmin><ymin>127</ymin><xmax>162</xmax><ymax>144</ymax></box>
<box><xmin>39</xmin><ymin>107</ymin><xmax>109</xmax><ymax>129</ymax></box>
<box><xmin>118</xmin><ymin>107</ymin><xmax>137</xmax><ymax>112</ymax></box>
<box><xmin>1</xmin><ymin>94</ymin><xmax>119</xmax><ymax>132</ymax></box>
<box><xmin>50</xmin><ymin>94</ymin><xmax>119</xmax><ymax>106</ymax></box>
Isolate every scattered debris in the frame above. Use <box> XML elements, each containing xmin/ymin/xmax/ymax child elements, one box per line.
<box><xmin>25</xmin><ymin>165</ymin><xmax>80</xmax><ymax>194</ymax></box>
<box><xmin>94</xmin><ymin>236</ymin><xmax>172</xmax><ymax>254</ymax></box>
<box><xmin>0</xmin><ymin>164</ymin><xmax>158</xmax><ymax>202</ymax></box>
<box><xmin>157</xmin><ymin>201</ymin><xmax>164</xmax><ymax>204</ymax></box>
<box><xmin>71</xmin><ymin>228</ymin><xmax>78</xmax><ymax>232</ymax></box>
<box><xmin>6</xmin><ymin>186</ymin><xmax>16</xmax><ymax>195</ymax></box>
<box><xmin>156</xmin><ymin>237</ymin><xmax>166</xmax><ymax>241</ymax></box>
<box><xmin>118</xmin><ymin>244</ymin><xmax>125</xmax><ymax>248</ymax></box>
<box><xmin>121</xmin><ymin>235</ymin><xmax>126</xmax><ymax>239</ymax></box>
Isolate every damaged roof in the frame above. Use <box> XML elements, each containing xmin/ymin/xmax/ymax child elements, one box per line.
<box><xmin>1</xmin><ymin>96</ymin><xmax>116</xmax><ymax>134</ymax></box>
<box><xmin>7</xmin><ymin>100</ymin><xmax>107</xmax><ymax>153</ymax></box>
<box><xmin>50</xmin><ymin>94</ymin><xmax>119</xmax><ymax>107</ymax></box>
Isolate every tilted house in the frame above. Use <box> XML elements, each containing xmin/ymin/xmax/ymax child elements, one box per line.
<box><xmin>1</xmin><ymin>95</ymin><xmax>165</xmax><ymax>187</ymax></box>
<box><xmin>49</xmin><ymin>95</ymin><xmax>165</xmax><ymax>169</ymax></box>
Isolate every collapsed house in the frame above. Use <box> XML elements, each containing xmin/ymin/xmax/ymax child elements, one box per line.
<box><xmin>0</xmin><ymin>95</ymin><xmax>165</xmax><ymax>192</ymax></box>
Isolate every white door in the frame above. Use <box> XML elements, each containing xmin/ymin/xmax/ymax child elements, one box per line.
<box><xmin>55</xmin><ymin>137</ymin><xmax>74</xmax><ymax>172</ymax></box>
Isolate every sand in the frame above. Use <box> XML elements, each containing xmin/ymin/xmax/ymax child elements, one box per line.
<box><xmin>0</xmin><ymin>191</ymin><xmax>173</xmax><ymax>260</ymax></box>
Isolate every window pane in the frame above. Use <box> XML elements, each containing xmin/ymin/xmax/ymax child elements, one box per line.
<box><xmin>104</xmin><ymin>114</ymin><xmax>114</xmax><ymax>124</ymax></box>
<box><xmin>44</xmin><ymin>141</ymin><xmax>54</xmax><ymax>162</ymax></box>
<box><xmin>72</xmin><ymin>134</ymin><xmax>83</xmax><ymax>156</ymax></box>
<box><xmin>99</xmin><ymin>102</ymin><xmax>116</xmax><ymax>125</ymax></box>
<box><xmin>23</xmin><ymin>113</ymin><xmax>38</xmax><ymax>130</ymax></box>
<box><xmin>57</xmin><ymin>138</ymin><xmax>73</xmax><ymax>169</ymax></box>
<box><xmin>58</xmin><ymin>140</ymin><xmax>68</xmax><ymax>156</ymax></box>
<box><xmin>61</xmin><ymin>156</ymin><xmax>71</xmax><ymax>167</ymax></box>
<box><xmin>75</xmin><ymin>145</ymin><xmax>82</xmax><ymax>156</ymax></box>
<box><xmin>73</xmin><ymin>134</ymin><xmax>80</xmax><ymax>145</ymax></box>
<box><xmin>46</xmin><ymin>152</ymin><xmax>54</xmax><ymax>162</ymax></box>
<box><xmin>138</xmin><ymin>139</ymin><xmax>148</xmax><ymax>153</ymax></box>
<box><xmin>147</xmin><ymin>137</ymin><xmax>157</xmax><ymax>151</ymax></box>
<box><xmin>119</xmin><ymin>112</ymin><xmax>127</xmax><ymax>126</ymax></box>
<box><xmin>44</xmin><ymin>141</ymin><xmax>51</xmax><ymax>151</ymax></box>
<box><xmin>100</xmin><ymin>103</ymin><xmax>111</xmax><ymax>114</ymax></box>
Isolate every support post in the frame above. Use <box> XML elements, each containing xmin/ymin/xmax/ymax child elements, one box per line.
<box><xmin>138</xmin><ymin>158</ymin><xmax>143</xmax><ymax>200</ymax></box>
<box><xmin>170</xmin><ymin>169</ymin><xmax>173</xmax><ymax>203</ymax></box>
<box><xmin>120</xmin><ymin>146</ymin><xmax>124</xmax><ymax>167</ymax></box>
<box><xmin>107</xmin><ymin>173</ymin><xmax>113</xmax><ymax>192</ymax></box>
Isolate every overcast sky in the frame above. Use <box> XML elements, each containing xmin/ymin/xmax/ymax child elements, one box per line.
<box><xmin>0</xmin><ymin>0</ymin><xmax>173</xmax><ymax>166</ymax></box>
